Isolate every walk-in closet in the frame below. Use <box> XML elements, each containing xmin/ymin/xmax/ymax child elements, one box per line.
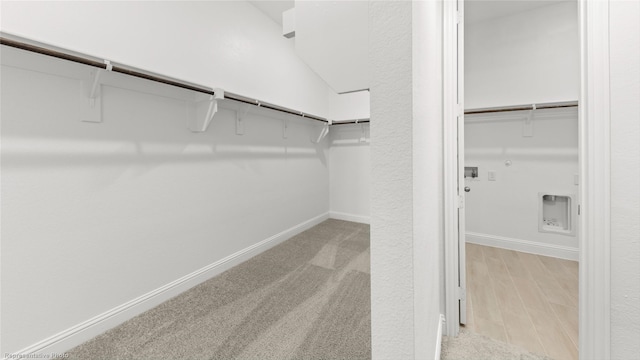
<box><xmin>1</xmin><ymin>1</ymin><xmax>638</xmax><ymax>359</ymax></box>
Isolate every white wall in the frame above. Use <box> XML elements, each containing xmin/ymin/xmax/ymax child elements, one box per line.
<box><xmin>295</xmin><ymin>0</ymin><xmax>369</xmax><ymax>93</ymax></box>
<box><xmin>0</xmin><ymin>29</ymin><xmax>330</xmax><ymax>360</ymax></box>
<box><xmin>327</xmin><ymin>90</ymin><xmax>370</xmax><ymax>224</ymax></box>
<box><xmin>370</xmin><ymin>3</ymin><xmax>414</xmax><ymax>356</ymax></box>
<box><xmin>465</xmin><ymin>108</ymin><xmax>579</xmax><ymax>259</ymax></box>
<box><xmin>609</xmin><ymin>0</ymin><xmax>640</xmax><ymax>357</ymax></box>
<box><xmin>464</xmin><ymin>1</ymin><xmax>579</xmax><ymax>260</ymax></box>
<box><xmin>370</xmin><ymin>1</ymin><xmax>443</xmax><ymax>358</ymax></box>
<box><xmin>465</xmin><ymin>1</ymin><xmax>579</xmax><ymax>109</ymax></box>
<box><xmin>412</xmin><ymin>1</ymin><xmax>444</xmax><ymax>357</ymax></box>
<box><xmin>0</xmin><ymin>1</ymin><xmax>376</xmax><ymax>356</ymax></box>
<box><xmin>329</xmin><ymin>125</ymin><xmax>370</xmax><ymax>224</ymax></box>
<box><xmin>328</xmin><ymin>91</ymin><xmax>370</xmax><ymax>121</ymax></box>
<box><xmin>0</xmin><ymin>1</ymin><xmax>331</xmax><ymax>117</ymax></box>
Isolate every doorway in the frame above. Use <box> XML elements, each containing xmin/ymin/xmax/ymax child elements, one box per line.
<box><xmin>461</xmin><ymin>3</ymin><xmax>580</xmax><ymax>358</ymax></box>
<box><xmin>444</xmin><ymin>0</ymin><xmax>613</xmax><ymax>359</ymax></box>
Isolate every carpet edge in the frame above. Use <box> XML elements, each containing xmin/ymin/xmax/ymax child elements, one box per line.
<box><xmin>5</xmin><ymin>212</ymin><xmax>331</xmax><ymax>360</ymax></box>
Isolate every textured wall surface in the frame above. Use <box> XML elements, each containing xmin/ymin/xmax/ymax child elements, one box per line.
<box><xmin>370</xmin><ymin>1</ymin><xmax>415</xmax><ymax>358</ymax></box>
<box><xmin>370</xmin><ymin>1</ymin><xmax>443</xmax><ymax>358</ymax></box>
<box><xmin>411</xmin><ymin>1</ymin><xmax>444</xmax><ymax>358</ymax></box>
<box><xmin>609</xmin><ymin>0</ymin><xmax>640</xmax><ymax>357</ymax></box>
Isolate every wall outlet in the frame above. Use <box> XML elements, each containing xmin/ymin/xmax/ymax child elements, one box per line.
<box><xmin>488</xmin><ymin>171</ymin><xmax>496</xmax><ymax>181</ymax></box>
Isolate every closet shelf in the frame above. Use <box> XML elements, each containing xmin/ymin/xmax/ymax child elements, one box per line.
<box><xmin>1</xmin><ymin>35</ymin><xmax>369</xmax><ymax>127</ymax></box>
<box><xmin>465</xmin><ymin>101</ymin><xmax>578</xmax><ymax>115</ymax></box>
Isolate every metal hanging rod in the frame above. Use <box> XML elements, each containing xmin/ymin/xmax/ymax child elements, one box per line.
<box><xmin>0</xmin><ymin>36</ymin><xmax>340</xmax><ymax>125</ymax></box>
<box><xmin>464</xmin><ymin>101</ymin><xmax>578</xmax><ymax>115</ymax></box>
<box><xmin>331</xmin><ymin>119</ymin><xmax>370</xmax><ymax>125</ymax></box>
<box><xmin>0</xmin><ymin>37</ymin><xmax>216</xmax><ymax>96</ymax></box>
<box><xmin>223</xmin><ymin>91</ymin><xmax>327</xmax><ymax>123</ymax></box>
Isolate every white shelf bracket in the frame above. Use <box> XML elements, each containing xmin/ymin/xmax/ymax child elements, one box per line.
<box><xmin>88</xmin><ymin>71</ymin><xmax>102</xmax><ymax>107</ymax></box>
<box><xmin>283</xmin><ymin>119</ymin><xmax>289</xmax><ymax>139</ymax></box>
<box><xmin>81</xmin><ymin>60</ymin><xmax>112</xmax><ymax>123</ymax></box>
<box><xmin>359</xmin><ymin>123</ymin><xmax>368</xmax><ymax>143</ymax></box>
<box><xmin>523</xmin><ymin>104</ymin><xmax>535</xmax><ymax>137</ymax></box>
<box><xmin>312</xmin><ymin>123</ymin><xmax>329</xmax><ymax>144</ymax></box>
<box><xmin>236</xmin><ymin>104</ymin><xmax>249</xmax><ymax>135</ymax></box>
<box><xmin>187</xmin><ymin>89</ymin><xmax>222</xmax><ymax>133</ymax></box>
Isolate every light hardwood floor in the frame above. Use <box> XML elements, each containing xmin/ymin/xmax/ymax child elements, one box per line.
<box><xmin>465</xmin><ymin>243</ymin><xmax>578</xmax><ymax>360</ymax></box>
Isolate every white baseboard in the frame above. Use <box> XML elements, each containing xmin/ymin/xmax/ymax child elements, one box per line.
<box><xmin>465</xmin><ymin>232</ymin><xmax>578</xmax><ymax>261</ymax></box>
<box><xmin>329</xmin><ymin>211</ymin><xmax>370</xmax><ymax>224</ymax></box>
<box><xmin>6</xmin><ymin>212</ymin><xmax>330</xmax><ymax>359</ymax></box>
<box><xmin>435</xmin><ymin>314</ymin><xmax>445</xmax><ymax>360</ymax></box>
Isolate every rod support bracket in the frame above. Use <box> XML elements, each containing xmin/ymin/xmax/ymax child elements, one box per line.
<box><xmin>188</xmin><ymin>93</ymin><xmax>218</xmax><ymax>133</ymax></box>
<box><xmin>523</xmin><ymin>105</ymin><xmax>535</xmax><ymax>137</ymax></box>
<box><xmin>81</xmin><ymin>61</ymin><xmax>112</xmax><ymax>123</ymax></box>
<box><xmin>312</xmin><ymin>123</ymin><xmax>329</xmax><ymax>143</ymax></box>
<box><xmin>236</xmin><ymin>104</ymin><xmax>249</xmax><ymax>135</ymax></box>
<box><xmin>283</xmin><ymin>119</ymin><xmax>289</xmax><ymax>139</ymax></box>
<box><xmin>360</xmin><ymin>123</ymin><xmax>368</xmax><ymax>143</ymax></box>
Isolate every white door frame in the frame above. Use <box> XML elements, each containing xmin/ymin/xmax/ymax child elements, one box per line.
<box><xmin>443</xmin><ymin>0</ymin><xmax>461</xmax><ymax>337</ymax></box>
<box><xmin>443</xmin><ymin>1</ymin><xmax>612</xmax><ymax>359</ymax></box>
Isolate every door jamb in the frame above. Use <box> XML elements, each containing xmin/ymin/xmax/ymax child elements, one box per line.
<box><xmin>578</xmin><ymin>0</ymin><xmax>611</xmax><ymax>358</ymax></box>
<box><xmin>443</xmin><ymin>0</ymin><xmax>461</xmax><ymax>338</ymax></box>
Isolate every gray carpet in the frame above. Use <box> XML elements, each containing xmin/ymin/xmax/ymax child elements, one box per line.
<box><xmin>66</xmin><ymin>219</ymin><xmax>371</xmax><ymax>360</ymax></box>
<box><xmin>441</xmin><ymin>328</ymin><xmax>554</xmax><ymax>360</ymax></box>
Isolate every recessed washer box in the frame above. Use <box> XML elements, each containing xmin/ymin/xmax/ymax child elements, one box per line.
<box><xmin>538</xmin><ymin>193</ymin><xmax>576</xmax><ymax>236</ymax></box>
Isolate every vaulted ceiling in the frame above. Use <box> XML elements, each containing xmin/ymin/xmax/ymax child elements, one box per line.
<box><xmin>248</xmin><ymin>0</ymin><xmax>572</xmax><ymax>93</ymax></box>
